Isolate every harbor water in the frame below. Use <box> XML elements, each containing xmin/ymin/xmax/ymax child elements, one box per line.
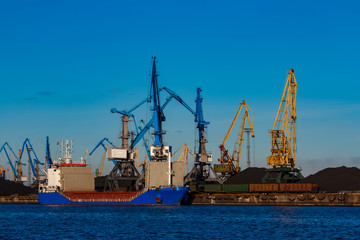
<box><xmin>1</xmin><ymin>205</ymin><xmax>359</xmax><ymax>239</ymax></box>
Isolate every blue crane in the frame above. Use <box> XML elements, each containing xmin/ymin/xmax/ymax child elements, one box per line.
<box><xmin>130</xmin><ymin>60</ymin><xmax>200</xmax><ymax>155</ymax></box>
<box><xmin>89</xmin><ymin>138</ymin><xmax>117</xmax><ymax>176</ymax></box>
<box><xmin>0</xmin><ymin>142</ymin><xmax>25</xmax><ymax>180</ymax></box>
<box><xmin>89</xmin><ymin>137</ymin><xmax>116</xmax><ymax>164</ymax></box>
<box><xmin>162</xmin><ymin>87</ymin><xmax>197</xmax><ymax>116</ymax></box>
<box><xmin>184</xmin><ymin>88</ymin><xmax>223</xmax><ymax>184</ymax></box>
<box><xmin>129</xmin><ymin>93</ymin><xmax>174</xmax><ymax>151</ymax></box>
<box><xmin>195</xmin><ymin>88</ymin><xmax>210</xmax><ymax>160</ymax></box>
<box><xmin>20</xmin><ymin>138</ymin><xmax>44</xmax><ymax>184</ymax></box>
<box><xmin>110</xmin><ymin>108</ymin><xmax>152</xmax><ymax>159</ymax></box>
<box><xmin>162</xmin><ymin>86</ymin><xmax>210</xmax><ymax>158</ymax></box>
<box><xmin>89</xmin><ymin>138</ymin><xmax>115</xmax><ymax>156</ymax></box>
<box><xmin>45</xmin><ymin>136</ymin><xmax>52</xmax><ymax>169</ymax></box>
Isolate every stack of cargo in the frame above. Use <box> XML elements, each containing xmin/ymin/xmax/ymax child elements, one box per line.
<box><xmin>193</xmin><ymin>183</ymin><xmax>318</xmax><ymax>193</ymax></box>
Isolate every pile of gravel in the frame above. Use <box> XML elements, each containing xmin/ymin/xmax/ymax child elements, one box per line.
<box><xmin>0</xmin><ymin>178</ymin><xmax>37</xmax><ymax>196</ymax></box>
<box><xmin>299</xmin><ymin>166</ymin><xmax>360</xmax><ymax>193</ymax></box>
<box><xmin>224</xmin><ymin>167</ymin><xmax>267</xmax><ymax>184</ymax></box>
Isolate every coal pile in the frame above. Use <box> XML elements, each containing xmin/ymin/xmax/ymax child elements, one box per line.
<box><xmin>299</xmin><ymin>166</ymin><xmax>360</xmax><ymax>193</ymax></box>
<box><xmin>95</xmin><ymin>176</ymin><xmax>107</xmax><ymax>192</ymax></box>
<box><xmin>0</xmin><ymin>178</ymin><xmax>37</xmax><ymax>196</ymax></box>
<box><xmin>225</xmin><ymin>167</ymin><xmax>266</xmax><ymax>184</ymax></box>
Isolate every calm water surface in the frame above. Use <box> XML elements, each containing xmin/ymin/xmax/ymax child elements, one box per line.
<box><xmin>0</xmin><ymin>205</ymin><xmax>359</xmax><ymax>239</ymax></box>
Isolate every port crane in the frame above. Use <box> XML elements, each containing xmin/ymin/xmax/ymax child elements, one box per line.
<box><xmin>89</xmin><ymin>138</ymin><xmax>116</xmax><ymax>177</ymax></box>
<box><xmin>172</xmin><ymin>143</ymin><xmax>195</xmax><ymax>163</ymax></box>
<box><xmin>149</xmin><ymin>86</ymin><xmax>221</xmax><ymax>184</ymax></box>
<box><xmin>105</xmin><ymin>56</ymin><xmax>172</xmax><ymax>189</ymax></box>
<box><xmin>20</xmin><ymin>138</ymin><xmax>44</xmax><ymax>186</ymax></box>
<box><xmin>0</xmin><ymin>142</ymin><xmax>26</xmax><ymax>182</ymax></box>
<box><xmin>44</xmin><ymin>136</ymin><xmax>52</xmax><ymax>169</ymax></box>
<box><xmin>263</xmin><ymin>69</ymin><xmax>303</xmax><ymax>183</ymax></box>
<box><xmin>108</xmin><ymin>57</ymin><xmax>214</xmax><ymax>189</ymax></box>
<box><xmin>214</xmin><ymin>101</ymin><xmax>255</xmax><ymax>179</ymax></box>
<box><xmin>104</xmin><ymin>98</ymin><xmax>155</xmax><ymax>190</ymax></box>
<box><xmin>156</xmin><ymin>86</ymin><xmax>221</xmax><ymax>183</ymax></box>
<box><xmin>184</xmin><ymin>88</ymin><xmax>222</xmax><ymax>184</ymax></box>
<box><xmin>0</xmin><ymin>165</ymin><xmax>8</xmax><ymax>178</ymax></box>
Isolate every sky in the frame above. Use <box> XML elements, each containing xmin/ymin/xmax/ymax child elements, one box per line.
<box><xmin>0</xmin><ymin>0</ymin><xmax>359</xmax><ymax>179</ymax></box>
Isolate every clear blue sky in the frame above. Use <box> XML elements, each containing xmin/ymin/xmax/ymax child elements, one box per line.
<box><xmin>0</xmin><ymin>0</ymin><xmax>359</xmax><ymax>177</ymax></box>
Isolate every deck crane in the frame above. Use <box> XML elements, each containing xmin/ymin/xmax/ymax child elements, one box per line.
<box><xmin>0</xmin><ymin>142</ymin><xmax>26</xmax><ymax>182</ymax></box>
<box><xmin>263</xmin><ymin>69</ymin><xmax>303</xmax><ymax>183</ymax></box>
<box><xmin>20</xmin><ymin>138</ymin><xmax>44</xmax><ymax>186</ymax></box>
<box><xmin>214</xmin><ymin>101</ymin><xmax>255</xmax><ymax>179</ymax></box>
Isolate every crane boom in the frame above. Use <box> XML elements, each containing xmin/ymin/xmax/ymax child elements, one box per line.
<box><xmin>267</xmin><ymin>69</ymin><xmax>297</xmax><ymax>167</ymax></box>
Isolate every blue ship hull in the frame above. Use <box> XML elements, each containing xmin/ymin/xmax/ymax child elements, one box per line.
<box><xmin>39</xmin><ymin>187</ymin><xmax>189</xmax><ymax>205</ymax></box>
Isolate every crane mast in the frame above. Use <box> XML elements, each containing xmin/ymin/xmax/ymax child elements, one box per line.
<box><xmin>263</xmin><ymin>69</ymin><xmax>303</xmax><ymax>183</ymax></box>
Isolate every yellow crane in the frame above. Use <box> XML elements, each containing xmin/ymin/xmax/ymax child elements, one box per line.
<box><xmin>264</xmin><ymin>69</ymin><xmax>303</xmax><ymax>183</ymax></box>
<box><xmin>172</xmin><ymin>143</ymin><xmax>195</xmax><ymax>163</ymax></box>
<box><xmin>95</xmin><ymin>145</ymin><xmax>108</xmax><ymax>177</ymax></box>
<box><xmin>267</xmin><ymin>69</ymin><xmax>296</xmax><ymax>167</ymax></box>
<box><xmin>134</xmin><ymin>147</ymin><xmax>147</xmax><ymax>167</ymax></box>
<box><xmin>0</xmin><ymin>164</ymin><xmax>9</xmax><ymax>178</ymax></box>
<box><xmin>214</xmin><ymin>101</ymin><xmax>254</xmax><ymax>177</ymax></box>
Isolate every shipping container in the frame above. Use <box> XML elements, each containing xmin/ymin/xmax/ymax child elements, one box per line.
<box><xmin>223</xmin><ymin>184</ymin><xmax>249</xmax><ymax>192</ymax></box>
<box><xmin>197</xmin><ymin>184</ymin><xmax>206</xmax><ymax>191</ymax></box>
<box><xmin>249</xmin><ymin>183</ymin><xmax>279</xmax><ymax>192</ymax></box>
<box><xmin>204</xmin><ymin>184</ymin><xmax>223</xmax><ymax>192</ymax></box>
<box><xmin>279</xmin><ymin>183</ymin><xmax>319</xmax><ymax>193</ymax></box>
<box><xmin>189</xmin><ymin>184</ymin><xmax>197</xmax><ymax>192</ymax></box>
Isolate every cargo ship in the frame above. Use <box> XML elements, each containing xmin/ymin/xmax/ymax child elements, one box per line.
<box><xmin>38</xmin><ymin>162</ymin><xmax>189</xmax><ymax>205</ymax></box>
<box><xmin>38</xmin><ymin>141</ymin><xmax>189</xmax><ymax>205</ymax></box>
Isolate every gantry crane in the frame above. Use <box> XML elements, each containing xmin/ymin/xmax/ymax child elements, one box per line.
<box><xmin>263</xmin><ymin>69</ymin><xmax>303</xmax><ymax>183</ymax></box>
<box><xmin>214</xmin><ymin>101</ymin><xmax>254</xmax><ymax>180</ymax></box>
